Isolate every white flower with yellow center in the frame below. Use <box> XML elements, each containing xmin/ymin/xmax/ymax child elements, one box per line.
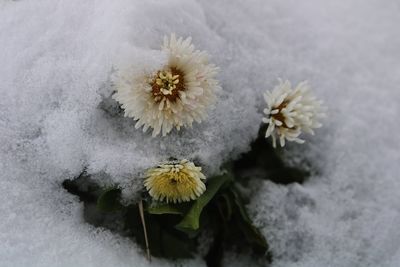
<box><xmin>113</xmin><ymin>34</ymin><xmax>220</xmax><ymax>137</ymax></box>
<box><xmin>263</xmin><ymin>80</ymin><xmax>325</xmax><ymax>147</ymax></box>
<box><xmin>144</xmin><ymin>159</ymin><xmax>206</xmax><ymax>203</ymax></box>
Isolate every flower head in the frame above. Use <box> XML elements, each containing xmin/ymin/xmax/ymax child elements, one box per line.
<box><xmin>263</xmin><ymin>80</ymin><xmax>325</xmax><ymax>147</ymax></box>
<box><xmin>144</xmin><ymin>159</ymin><xmax>206</xmax><ymax>203</ymax></box>
<box><xmin>113</xmin><ymin>34</ymin><xmax>220</xmax><ymax>137</ymax></box>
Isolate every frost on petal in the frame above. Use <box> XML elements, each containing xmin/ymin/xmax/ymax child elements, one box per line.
<box><xmin>262</xmin><ymin>80</ymin><xmax>325</xmax><ymax>147</ymax></box>
<box><xmin>144</xmin><ymin>159</ymin><xmax>206</xmax><ymax>203</ymax></box>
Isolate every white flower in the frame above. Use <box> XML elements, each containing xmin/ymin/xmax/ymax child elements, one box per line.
<box><xmin>113</xmin><ymin>34</ymin><xmax>220</xmax><ymax>137</ymax></box>
<box><xmin>144</xmin><ymin>159</ymin><xmax>206</xmax><ymax>203</ymax></box>
<box><xmin>263</xmin><ymin>80</ymin><xmax>325</xmax><ymax>147</ymax></box>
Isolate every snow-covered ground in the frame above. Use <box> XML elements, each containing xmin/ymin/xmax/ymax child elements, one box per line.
<box><xmin>1</xmin><ymin>0</ymin><xmax>399</xmax><ymax>266</ymax></box>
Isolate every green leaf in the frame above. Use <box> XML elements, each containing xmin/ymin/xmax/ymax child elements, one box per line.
<box><xmin>176</xmin><ymin>173</ymin><xmax>232</xmax><ymax>232</ymax></box>
<box><xmin>160</xmin><ymin>230</ymin><xmax>196</xmax><ymax>258</ymax></box>
<box><xmin>96</xmin><ymin>188</ymin><xmax>122</xmax><ymax>212</ymax></box>
<box><xmin>217</xmin><ymin>193</ymin><xmax>233</xmax><ymax>221</ymax></box>
<box><xmin>231</xmin><ymin>188</ymin><xmax>269</xmax><ymax>254</ymax></box>
<box><xmin>125</xmin><ymin>205</ymin><xmax>196</xmax><ymax>259</ymax></box>
<box><xmin>147</xmin><ymin>202</ymin><xmax>186</xmax><ymax>215</ymax></box>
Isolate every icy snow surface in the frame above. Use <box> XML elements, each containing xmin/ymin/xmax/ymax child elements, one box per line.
<box><xmin>1</xmin><ymin>0</ymin><xmax>400</xmax><ymax>266</ymax></box>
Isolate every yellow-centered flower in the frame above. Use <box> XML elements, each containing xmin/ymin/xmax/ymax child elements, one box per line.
<box><xmin>113</xmin><ymin>34</ymin><xmax>220</xmax><ymax>137</ymax></box>
<box><xmin>144</xmin><ymin>159</ymin><xmax>206</xmax><ymax>203</ymax></box>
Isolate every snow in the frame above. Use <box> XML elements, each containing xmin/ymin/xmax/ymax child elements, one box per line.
<box><xmin>236</xmin><ymin>0</ymin><xmax>400</xmax><ymax>266</ymax></box>
<box><xmin>1</xmin><ymin>0</ymin><xmax>400</xmax><ymax>266</ymax></box>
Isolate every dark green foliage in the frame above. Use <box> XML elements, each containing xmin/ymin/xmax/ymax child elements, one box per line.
<box><xmin>97</xmin><ymin>188</ymin><xmax>123</xmax><ymax>212</ymax></box>
<box><xmin>175</xmin><ymin>173</ymin><xmax>232</xmax><ymax>233</ymax></box>
<box><xmin>234</xmin><ymin>124</ymin><xmax>309</xmax><ymax>184</ymax></box>
<box><xmin>125</xmin><ymin>205</ymin><xmax>197</xmax><ymax>259</ymax></box>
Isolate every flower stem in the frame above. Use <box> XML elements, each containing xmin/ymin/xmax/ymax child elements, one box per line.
<box><xmin>138</xmin><ymin>199</ymin><xmax>151</xmax><ymax>261</ymax></box>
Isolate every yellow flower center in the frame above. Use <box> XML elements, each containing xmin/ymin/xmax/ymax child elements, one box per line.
<box><xmin>151</xmin><ymin>68</ymin><xmax>185</xmax><ymax>102</ymax></box>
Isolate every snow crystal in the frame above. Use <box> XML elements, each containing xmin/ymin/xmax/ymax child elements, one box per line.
<box><xmin>1</xmin><ymin>0</ymin><xmax>400</xmax><ymax>266</ymax></box>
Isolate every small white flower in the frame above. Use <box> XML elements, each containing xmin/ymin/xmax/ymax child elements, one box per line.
<box><xmin>113</xmin><ymin>34</ymin><xmax>220</xmax><ymax>137</ymax></box>
<box><xmin>263</xmin><ymin>80</ymin><xmax>325</xmax><ymax>147</ymax></box>
<box><xmin>144</xmin><ymin>159</ymin><xmax>206</xmax><ymax>203</ymax></box>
